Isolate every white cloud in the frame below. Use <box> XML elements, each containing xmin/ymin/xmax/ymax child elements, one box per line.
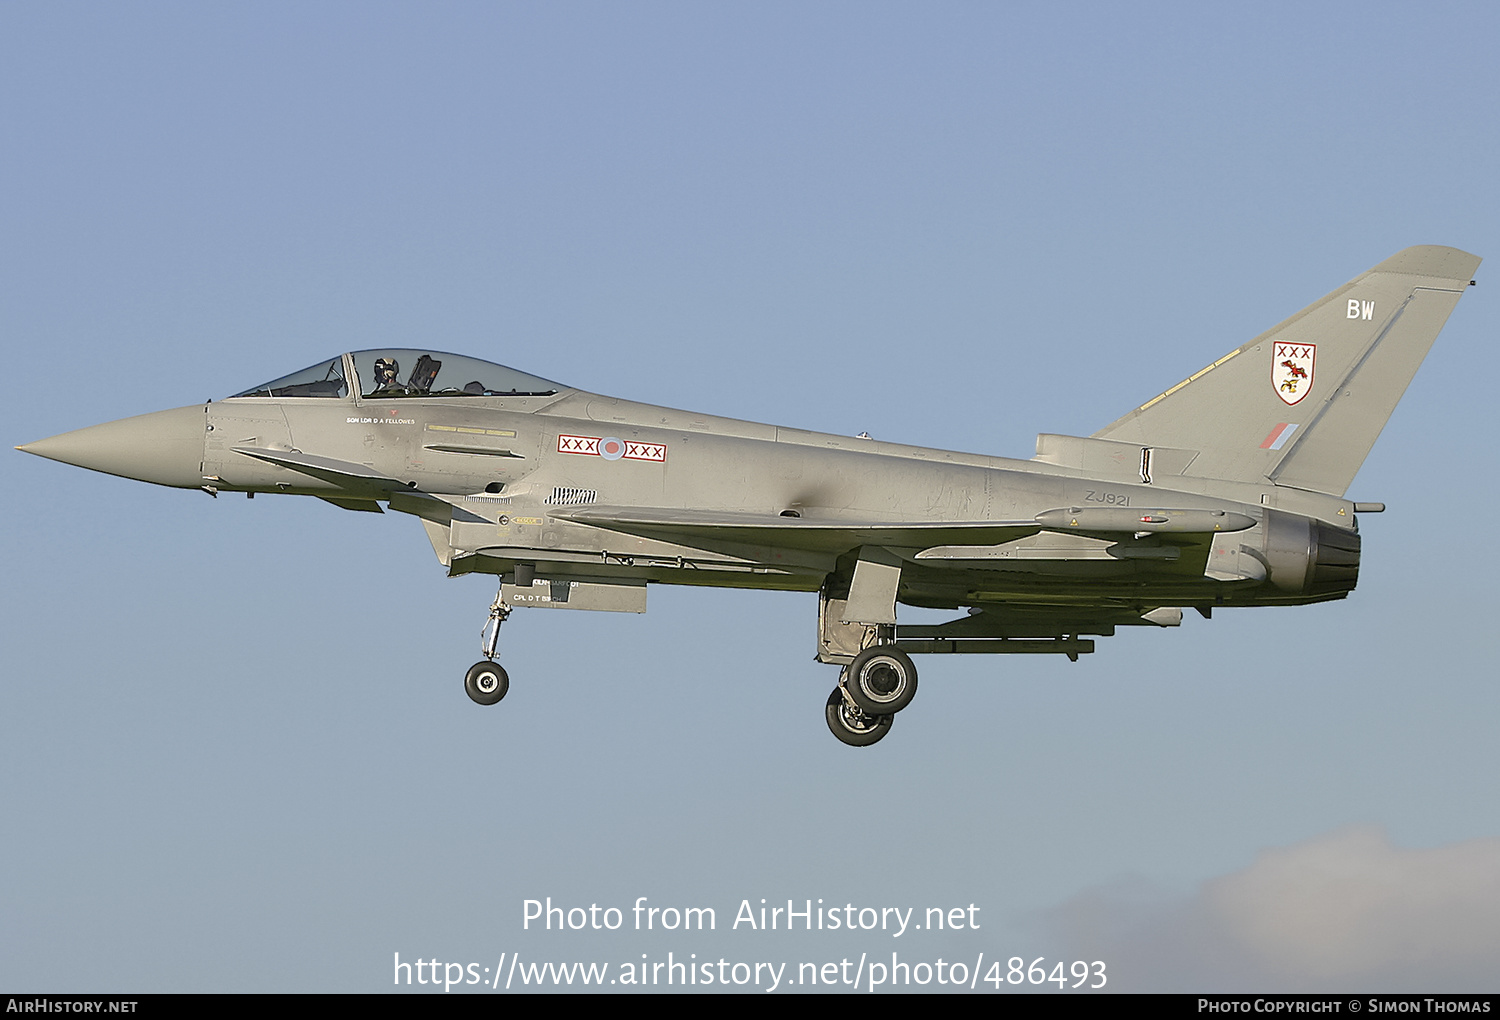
<box><xmin>1036</xmin><ymin>827</ymin><xmax>1500</xmax><ymax>992</ymax></box>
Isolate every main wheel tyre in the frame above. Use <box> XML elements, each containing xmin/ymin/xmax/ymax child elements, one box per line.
<box><xmin>465</xmin><ymin>661</ymin><xmax>510</xmax><ymax>705</ymax></box>
<box><xmin>844</xmin><ymin>646</ymin><xmax>918</xmax><ymax>715</ymax></box>
<box><xmin>825</xmin><ymin>687</ymin><xmax>894</xmax><ymax>747</ymax></box>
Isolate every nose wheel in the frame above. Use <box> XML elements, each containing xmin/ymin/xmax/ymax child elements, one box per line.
<box><xmin>465</xmin><ymin>660</ymin><xmax>510</xmax><ymax>705</ymax></box>
<box><xmin>466</xmin><ymin>582</ymin><xmax>513</xmax><ymax>706</ymax></box>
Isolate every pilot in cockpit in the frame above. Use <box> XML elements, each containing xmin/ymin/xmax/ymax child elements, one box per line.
<box><xmin>372</xmin><ymin>357</ymin><xmax>401</xmax><ymax>393</ymax></box>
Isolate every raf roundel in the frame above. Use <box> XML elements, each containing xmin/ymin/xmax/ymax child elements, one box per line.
<box><xmin>599</xmin><ymin>436</ymin><xmax>625</xmax><ymax>461</ymax></box>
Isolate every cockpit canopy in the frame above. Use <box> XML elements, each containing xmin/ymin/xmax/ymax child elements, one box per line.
<box><xmin>232</xmin><ymin>350</ymin><xmax>564</xmax><ymax>399</ymax></box>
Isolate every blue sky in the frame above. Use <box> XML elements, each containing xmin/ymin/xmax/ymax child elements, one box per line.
<box><xmin>3</xmin><ymin>2</ymin><xmax>1497</xmax><ymax>993</ymax></box>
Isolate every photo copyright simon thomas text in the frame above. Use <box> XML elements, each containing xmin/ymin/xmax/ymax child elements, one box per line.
<box><xmin>389</xmin><ymin>897</ymin><xmax>1107</xmax><ymax>991</ymax></box>
<box><xmin>1199</xmin><ymin>1001</ymin><xmax>1492</xmax><ymax>1014</ymax></box>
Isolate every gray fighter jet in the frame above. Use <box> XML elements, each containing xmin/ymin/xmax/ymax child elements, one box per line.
<box><xmin>17</xmin><ymin>246</ymin><xmax>1480</xmax><ymax>745</ymax></box>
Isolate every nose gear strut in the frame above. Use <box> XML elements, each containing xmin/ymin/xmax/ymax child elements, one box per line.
<box><xmin>481</xmin><ymin>584</ymin><xmax>512</xmax><ymax>661</ymax></box>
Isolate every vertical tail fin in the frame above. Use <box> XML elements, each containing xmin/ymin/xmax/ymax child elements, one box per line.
<box><xmin>1094</xmin><ymin>246</ymin><xmax>1481</xmax><ymax>496</ymax></box>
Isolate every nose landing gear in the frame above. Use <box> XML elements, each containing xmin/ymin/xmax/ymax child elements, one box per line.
<box><xmin>465</xmin><ymin>583</ymin><xmax>513</xmax><ymax>706</ymax></box>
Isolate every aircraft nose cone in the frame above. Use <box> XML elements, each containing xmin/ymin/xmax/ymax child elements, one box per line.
<box><xmin>17</xmin><ymin>404</ymin><xmax>207</xmax><ymax>488</ymax></box>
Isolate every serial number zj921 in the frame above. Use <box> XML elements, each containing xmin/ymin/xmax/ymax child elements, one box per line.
<box><xmin>1083</xmin><ymin>490</ymin><xmax>1130</xmax><ymax>506</ymax></box>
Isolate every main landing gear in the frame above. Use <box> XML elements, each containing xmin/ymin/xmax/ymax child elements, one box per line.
<box><xmin>465</xmin><ymin>585</ymin><xmax>512</xmax><ymax>706</ymax></box>
<box><xmin>825</xmin><ymin>645</ymin><xmax>918</xmax><ymax>747</ymax></box>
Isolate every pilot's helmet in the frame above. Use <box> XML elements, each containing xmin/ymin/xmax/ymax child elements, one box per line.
<box><xmin>374</xmin><ymin>358</ymin><xmax>399</xmax><ymax>386</ymax></box>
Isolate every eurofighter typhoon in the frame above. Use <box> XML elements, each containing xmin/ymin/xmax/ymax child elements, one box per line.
<box><xmin>18</xmin><ymin>246</ymin><xmax>1480</xmax><ymax>745</ymax></box>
